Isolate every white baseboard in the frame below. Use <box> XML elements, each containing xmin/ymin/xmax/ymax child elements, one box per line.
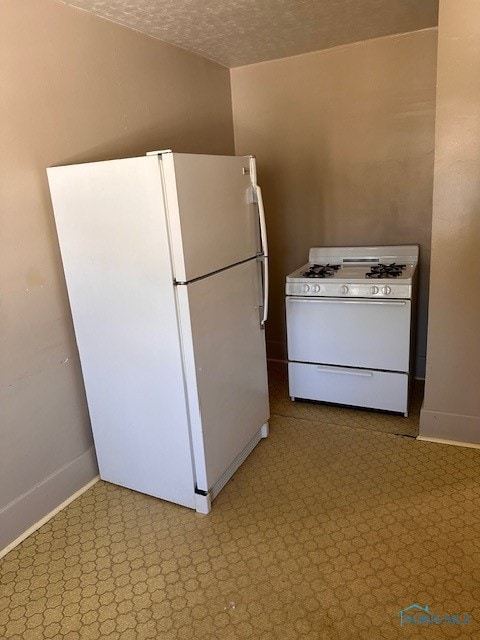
<box><xmin>0</xmin><ymin>446</ymin><xmax>98</xmax><ymax>556</ymax></box>
<box><xmin>420</xmin><ymin>407</ymin><xmax>480</xmax><ymax>445</ymax></box>
<box><xmin>416</xmin><ymin>436</ymin><xmax>480</xmax><ymax>450</ymax></box>
<box><xmin>0</xmin><ymin>475</ymin><xmax>99</xmax><ymax>560</ymax></box>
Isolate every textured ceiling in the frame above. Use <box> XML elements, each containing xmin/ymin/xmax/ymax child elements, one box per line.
<box><xmin>60</xmin><ymin>0</ymin><xmax>439</xmax><ymax>68</ymax></box>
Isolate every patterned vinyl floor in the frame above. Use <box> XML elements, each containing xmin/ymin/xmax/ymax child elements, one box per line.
<box><xmin>1</xmin><ymin>364</ymin><xmax>480</xmax><ymax>639</ymax></box>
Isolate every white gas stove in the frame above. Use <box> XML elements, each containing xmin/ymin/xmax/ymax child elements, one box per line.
<box><xmin>286</xmin><ymin>245</ymin><xmax>418</xmax><ymax>416</ymax></box>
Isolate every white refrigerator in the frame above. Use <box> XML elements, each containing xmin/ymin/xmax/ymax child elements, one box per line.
<box><xmin>47</xmin><ymin>151</ymin><xmax>270</xmax><ymax>514</ymax></box>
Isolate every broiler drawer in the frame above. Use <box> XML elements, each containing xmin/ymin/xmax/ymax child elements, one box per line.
<box><xmin>288</xmin><ymin>361</ymin><xmax>409</xmax><ymax>414</ymax></box>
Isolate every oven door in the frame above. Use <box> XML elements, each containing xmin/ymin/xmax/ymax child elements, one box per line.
<box><xmin>286</xmin><ymin>296</ymin><xmax>411</xmax><ymax>372</ymax></box>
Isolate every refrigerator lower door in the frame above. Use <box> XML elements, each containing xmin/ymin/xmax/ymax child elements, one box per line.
<box><xmin>176</xmin><ymin>258</ymin><xmax>270</xmax><ymax>494</ymax></box>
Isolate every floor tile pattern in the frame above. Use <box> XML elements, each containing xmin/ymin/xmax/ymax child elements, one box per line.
<box><xmin>1</xmin><ymin>365</ymin><xmax>479</xmax><ymax>639</ymax></box>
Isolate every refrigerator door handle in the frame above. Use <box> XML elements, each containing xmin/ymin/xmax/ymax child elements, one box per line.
<box><xmin>255</xmin><ymin>186</ymin><xmax>268</xmax><ymax>326</ymax></box>
<box><xmin>249</xmin><ymin>158</ymin><xmax>269</xmax><ymax>257</ymax></box>
<box><xmin>260</xmin><ymin>254</ymin><xmax>269</xmax><ymax>327</ymax></box>
<box><xmin>256</xmin><ymin>184</ymin><xmax>269</xmax><ymax>260</ymax></box>
<box><xmin>249</xmin><ymin>157</ymin><xmax>269</xmax><ymax>326</ymax></box>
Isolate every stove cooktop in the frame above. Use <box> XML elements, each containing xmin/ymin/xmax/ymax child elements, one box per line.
<box><xmin>286</xmin><ymin>245</ymin><xmax>419</xmax><ymax>299</ymax></box>
<box><xmin>301</xmin><ymin>264</ymin><xmax>341</xmax><ymax>278</ymax></box>
<box><xmin>301</xmin><ymin>262</ymin><xmax>408</xmax><ymax>279</ymax></box>
<box><xmin>290</xmin><ymin>262</ymin><xmax>415</xmax><ymax>282</ymax></box>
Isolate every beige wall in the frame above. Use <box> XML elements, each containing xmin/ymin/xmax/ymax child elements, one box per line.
<box><xmin>420</xmin><ymin>1</ymin><xmax>480</xmax><ymax>443</ymax></box>
<box><xmin>231</xmin><ymin>29</ymin><xmax>438</xmax><ymax>375</ymax></box>
<box><xmin>0</xmin><ymin>0</ymin><xmax>234</xmax><ymax>550</ymax></box>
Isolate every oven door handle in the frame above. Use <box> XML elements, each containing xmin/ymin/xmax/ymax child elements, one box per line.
<box><xmin>316</xmin><ymin>365</ymin><xmax>373</xmax><ymax>377</ymax></box>
<box><xmin>287</xmin><ymin>297</ymin><xmax>407</xmax><ymax>306</ymax></box>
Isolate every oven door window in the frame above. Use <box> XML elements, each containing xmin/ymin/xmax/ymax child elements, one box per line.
<box><xmin>286</xmin><ymin>296</ymin><xmax>411</xmax><ymax>372</ymax></box>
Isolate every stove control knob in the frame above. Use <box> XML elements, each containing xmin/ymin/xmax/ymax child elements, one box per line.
<box><xmin>370</xmin><ymin>286</ymin><xmax>379</xmax><ymax>295</ymax></box>
<box><xmin>340</xmin><ymin>285</ymin><xmax>349</xmax><ymax>295</ymax></box>
<box><xmin>382</xmin><ymin>286</ymin><xmax>392</xmax><ymax>295</ymax></box>
<box><xmin>312</xmin><ymin>284</ymin><xmax>321</xmax><ymax>293</ymax></box>
<box><xmin>302</xmin><ymin>284</ymin><xmax>310</xmax><ymax>293</ymax></box>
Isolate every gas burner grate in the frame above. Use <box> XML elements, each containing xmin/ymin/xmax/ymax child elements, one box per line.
<box><xmin>302</xmin><ymin>263</ymin><xmax>341</xmax><ymax>278</ymax></box>
<box><xmin>366</xmin><ymin>263</ymin><xmax>407</xmax><ymax>279</ymax></box>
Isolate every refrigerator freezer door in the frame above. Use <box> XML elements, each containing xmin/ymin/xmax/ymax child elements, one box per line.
<box><xmin>176</xmin><ymin>258</ymin><xmax>270</xmax><ymax>492</ymax></box>
<box><xmin>47</xmin><ymin>156</ymin><xmax>196</xmax><ymax>508</ymax></box>
<box><xmin>161</xmin><ymin>154</ymin><xmax>261</xmax><ymax>282</ymax></box>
